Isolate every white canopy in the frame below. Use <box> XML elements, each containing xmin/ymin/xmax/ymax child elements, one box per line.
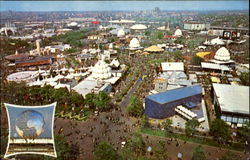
<box><xmin>210</xmin><ymin>37</ymin><xmax>225</xmax><ymax>45</ymax></box>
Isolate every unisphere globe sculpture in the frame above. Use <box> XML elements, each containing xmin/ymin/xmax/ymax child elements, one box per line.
<box><xmin>15</xmin><ymin>110</ymin><xmax>45</xmax><ymax>138</ymax></box>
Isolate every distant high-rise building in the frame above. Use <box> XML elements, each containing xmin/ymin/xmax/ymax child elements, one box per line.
<box><xmin>154</xmin><ymin>7</ymin><xmax>160</xmax><ymax>13</ymax></box>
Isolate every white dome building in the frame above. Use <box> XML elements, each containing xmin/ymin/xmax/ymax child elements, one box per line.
<box><xmin>117</xmin><ymin>29</ymin><xmax>125</xmax><ymax>37</ymax></box>
<box><xmin>174</xmin><ymin>29</ymin><xmax>182</xmax><ymax>37</ymax></box>
<box><xmin>92</xmin><ymin>56</ymin><xmax>112</xmax><ymax>80</ymax></box>
<box><xmin>211</xmin><ymin>37</ymin><xmax>225</xmax><ymax>45</ymax></box>
<box><xmin>68</xmin><ymin>22</ymin><xmax>78</xmax><ymax>27</ymax></box>
<box><xmin>129</xmin><ymin>38</ymin><xmax>141</xmax><ymax>49</ymax></box>
<box><xmin>130</xmin><ymin>24</ymin><xmax>147</xmax><ymax>30</ymax></box>
<box><xmin>214</xmin><ymin>47</ymin><xmax>230</xmax><ymax>61</ymax></box>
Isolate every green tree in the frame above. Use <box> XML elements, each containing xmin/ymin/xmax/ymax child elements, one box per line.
<box><xmin>154</xmin><ymin>141</ymin><xmax>168</xmax><ymax>160</ymax></box>
<box><xmin>157</xmin><ymin>31</ymin><xmax>164</xmax><ymax>39</ymax></box>
<box><xmin>237</xmin><ymin>121</ymin><xmax>250</xmax><ymax>142</ymax></box>
<box><xmin>210</xmin><ymin>119</ymin><xmax>231</xmax><ymax>144</ymax></box>
<box><xmin>185</xmin><ymin>119</ymin><xmax>199</xmax><ymax>136</ymax></box>
<box><xmin>141</xmin><ymin>115</ymin><xmax>150</xmax><ymax>128</ymax></box>
<box><xmin>121</xmin><ymin>132</ymin><xmax>146</xmax><ymax>159</ymax></box>
<box><xmin>144</xmin><ymin>30</ymin><xmax>151</xmax><ymax>36</ymax></box>
<box><xmin>84</xmin><ymin>93</ymin><xmax>96</xmax><ymax>109</ymax></box>
<box><xmin>191</xmin><ymin>56</ymin><xmax>204</xmax><ymax>65</ymax></box>
<box><xmin>220</xmin><ymin>151</ymin><xmax>237</xmax><ymax>160</ymax></box>
<box><xmin>94</xmin><ymin>141</ymin><xmax>118</xmax><ymax>160</ymax></box>
<box><xmin>127</xmin><ymin>95</ymin><xmax>143</xmax><ymax>117</ymax></box>
<box><xmin>94</xmin><ymin>91</ymin><xmax>111</xmax><ymax>111</ymax></box>
<box><xmin>192</xmin><ymin>145</ymin><xmax>206</xmax><ymax>160</ymax></box>
<box><xmin>162</xmin><ymin>119</ymin><xmax>173</xmax><ymax>136</ymax></box>
<box><xmin>239</xmin><ymin>72</ymin><xmax>249</xmax><ymax>86</ymax></box>
<box><xmin>171</xmin><ymin>50</ymin><xmax>183</xmax><ymax>61</ymax></box>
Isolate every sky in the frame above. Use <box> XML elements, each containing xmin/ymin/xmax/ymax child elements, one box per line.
<box><xmin>0</xmin><ymin>1</ymin><xmax>249</xmax><ymax>12</ymax></box>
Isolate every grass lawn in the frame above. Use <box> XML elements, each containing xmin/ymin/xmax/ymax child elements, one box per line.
<box><xmin>140</xmin><ymin>128</ymin><xmax>245</xmax><ymax>152</ymax></box>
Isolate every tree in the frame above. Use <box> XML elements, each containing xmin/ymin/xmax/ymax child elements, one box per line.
<box><xmin>171</xmin><ymin>50</ymin><xmax>183</xmax><ymax>61</ymax></box>
<box><xmin>121</xmin><ymin>132</ymin><xmax>146</xmax><ymax>159</ymax></box>
<box><xmin>220</xmin><ymin>151</ymin><xmax>237</xmax><ymax>160</ymax></box>
<box><xmin>94</xmin><ymin>91</ymin><xmax>111</xmax><ymax>111</ymax></box>
<box><xmin>185</xmin><ymin>119</ymin><xmax>199</xmax><ymax>136</ymax></box>
<box><xmin>191</xmin><ymin>56</ymin><xmax>204</xmax><ymax>65</ymax></box>
<box><xmin>84</xmin><ymin>93</ymin><xmax>96</xmax><ymax>109</ymax></box>
<box><xmin>154</xmin><ymin>141</ymin><xmax>168</xmax><ymax>160</ymax></box>
<box><xmin>239</xmin><ymin>72</ymin><xmax>249</xmax><ymax>86</ymax></box>
<box><xmin>210</xmin><ymin>119</ymin><xmax>231</xmax><ymax>144</ymax></box>
<box><xmin>144</xmin><ymin>30</ymin><xmax>151</xmax><ymax>36</ymax></box>
<box><xmin>237</xmin><ymin>121</ymin><xmax>250</xmax><ymax>143</ymax></box>
<box><xmin>127</xmin><ymin>95</ymin><xmax>144</xmax><ymax>117</ymax></box>
<box><xmin>157</xmin><ymin>31</ymin><xmax>164</xmax><ymax>39</ymax></box>
<box><xmin>162</xmin><ymin>119</ymin><xmax>173</xmax><ymax>136</ymax></box>
<box><xmin>192</xmin><ymin>145</ymin><xmax>206</xmax><ymax>160</ymax></box>
<box><xmin>141</xmin><ymin>115</ymin><xmax>150</xmax><ymax>128</ymax></box>
<box><xmin>94</xmin><ymin>141</ymin><xmax>118</xmax><ymax>160</ymax></box>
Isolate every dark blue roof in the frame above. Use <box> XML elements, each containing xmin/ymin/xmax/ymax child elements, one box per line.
<box><xmin>146</xmin><ymin>85</ymin><xmax>202</xmax><ymax>104</ymax></box>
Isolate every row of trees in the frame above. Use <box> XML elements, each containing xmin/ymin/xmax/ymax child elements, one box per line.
<box><xmin>1</xmin><ymin>82</ymin><xmax>112</xmax><ymax>117</ymax></box>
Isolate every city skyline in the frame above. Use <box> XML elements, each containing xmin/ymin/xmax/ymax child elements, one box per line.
<box><xmin>0</xmin><ymin>1</ymin><xmax>249</xmax><ymax>12</ymax></box>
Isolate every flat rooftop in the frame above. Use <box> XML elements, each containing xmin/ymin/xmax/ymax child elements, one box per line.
<box><xmin>213</xmin><ymin>83</ymin><xmax>249</xmax><ymax>115</ymax></box>
<box><xmin>146</xmin><ymin>85</ymin><xmax>202</xmax><ymax>104</ymax></box>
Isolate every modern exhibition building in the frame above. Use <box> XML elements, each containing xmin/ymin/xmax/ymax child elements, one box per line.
<box><xmin>144</xmin><ymin>85</ymin><xmax>202</xmax><ymax>119</ymax></box>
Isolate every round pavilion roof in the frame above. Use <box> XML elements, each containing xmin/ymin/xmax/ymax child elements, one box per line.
<box><xmin>130</xmin><ymin>24</ymin><xmax>147</xmax><ymax>30</ymax></box>
<box><xmin>214</xmin><ymin>47</ymin><xmax>230</xmax><ymax>61</ymax></box>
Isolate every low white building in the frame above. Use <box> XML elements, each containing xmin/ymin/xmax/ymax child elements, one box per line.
<box><xmin>212</xmin><ymin>83</ymin><xmax>249</xmax><ymax>127</ymax></box>
<box><xmin>161</xmin><ymin>62</ymin><xmax>184</xmax><ymax>72</ymax></box>
<box><xmin>184</xmin><ymin>21</ymin><xmax>210</xmax><ymax>31</ymax></box>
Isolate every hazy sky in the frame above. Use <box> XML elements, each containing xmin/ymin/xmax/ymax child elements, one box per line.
<box><xmin>0</xmin><ymin>1</ymin><xmax>249</xmax><ymax>12</ymax></box>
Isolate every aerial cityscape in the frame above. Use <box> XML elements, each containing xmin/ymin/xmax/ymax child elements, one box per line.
<box><xmin>0</xmin><ymin>1</ymin><xmax>249</xmax><ymax>160</ymax></box>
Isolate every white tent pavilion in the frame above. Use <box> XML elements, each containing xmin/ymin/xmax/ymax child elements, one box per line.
<box><xmin>41</xmin><ymin>72</ymin><xmax>50</xmax><ymax>77</ymax></box>
<box><xmin>68</xmin><ymin>68</ymin><xmax>75</xmax><ymax>73</ymax></box>
<box><xmin>54</xmin><ymin>74</ymin><xmax>65</xmax><ymax>80</ymax></box>
<box><xmin>60</xmin><ymin>67</ymin><xmax>68</xmax><ymax>74</ymax></box>
<box><xmin>54</xmin><ymin>82</ymin><xmax>70</xmax><ymax>91</ymax></box>
<box><xmin>28</xmin><ymin>78</ymin><xmax>45</xmax><ymax>87</ymax></box>
<box><xmin>65</xmin><ymin>73</ymin><xmax>74</xmax><ymax>79</ymax></box>
<box><xmin>47</xmin><ymin>81</ymin><xmax>57</xmax><ymax>87</ymax></box>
